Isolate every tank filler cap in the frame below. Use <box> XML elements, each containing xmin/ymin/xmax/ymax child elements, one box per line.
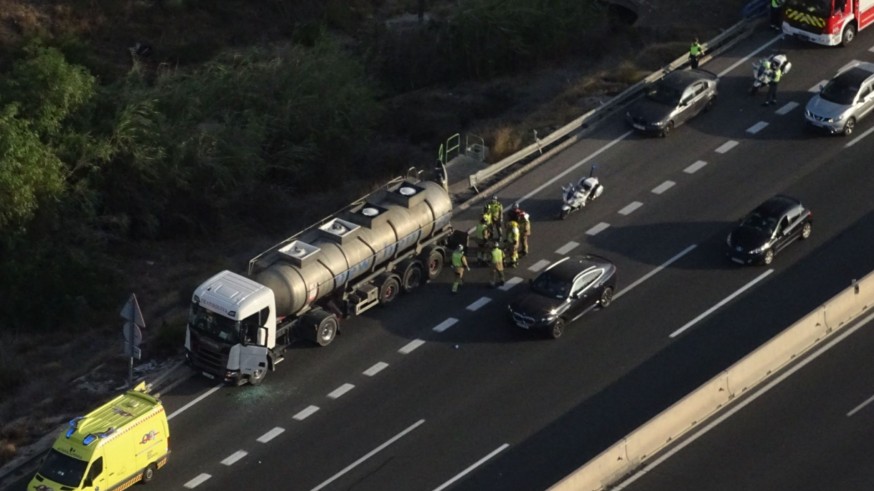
<box><xmin>398</xmin><ymin>185</ymin><xmax>417</xmax><ymax>196</ymax></box>
<box><xmin>361</xmin><ymin>207</ymin><xmax>380</xmax><ymax>217</ymax></box>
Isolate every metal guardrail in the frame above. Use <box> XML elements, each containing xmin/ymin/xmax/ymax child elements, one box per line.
<box><xmin>467</xmin><ymin>17</ymin><xmax>760</xmax><ymax>191</ymax></box>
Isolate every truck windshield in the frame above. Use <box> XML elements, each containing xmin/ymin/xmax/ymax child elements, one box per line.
<box><xmin>38</xmin><ymin>449</ymin><xmax>87</xmax><ymax>487</ymax></box>
<box><xmin>783</xmin><ymin>0</ymin><xmax>832</xmax><ymax>16</ymax></box>
<box><xmin>189</xmin><ymin>304</ymin><xmax>241</xmax><ymax>344</ymax></box>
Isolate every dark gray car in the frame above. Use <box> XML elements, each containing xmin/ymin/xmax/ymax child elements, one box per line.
<box><xmin>626</xmin><ymin>69</ymin><xmax>719</xmax><ymax>137</ymax></box>
<box><xmin>725</xmin><ymin>195</ymin><xmax>813</xmax><ymax>266</ymax></box>
<box><xmin>804</xmin><ymin>62</ymin><xmax>874</xmax><ymax>136</ymax></box>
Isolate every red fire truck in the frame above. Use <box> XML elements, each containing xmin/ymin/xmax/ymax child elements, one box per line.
<box><xmin>782</xmin><ymin>0</ymin><xmax>874</xmax><ymax>46</ymax></box>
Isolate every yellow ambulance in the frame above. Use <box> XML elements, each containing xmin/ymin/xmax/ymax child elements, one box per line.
<box><xmin>29</xmin><ymin>382</ymin><xmax>170</xmax><ymax>491</ymax></box>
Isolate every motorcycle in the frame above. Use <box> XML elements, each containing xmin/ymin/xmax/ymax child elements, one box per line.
<box><xmin>559</xmin><ymin>166</ymin><xmax>604</xmax><ymax>220</ymax></box>
<box><xmin>749</xmin><ymin>53</ymin><xmax>791</xmax><ymax>95</ymax></box>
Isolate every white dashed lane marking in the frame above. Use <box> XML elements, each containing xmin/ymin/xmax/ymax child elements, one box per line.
<box><xmin>715</xmin><ymin>140</ymin><xmax>739</xmax><ymax>153</ymax></box>
<box><xmin>399</xmin><ymin>339</ymin><xmax>425</xmax><ymax>354</ymax></box>
<box><xmin>683</xmin><ymin>160</ymin><xmax>707</xmax><ymax>174</ymax></box>
<box><xmin>555</xmin><ymin>241</ymin><xmax>579</xmax><ymax>255</ymax></box>
<box><xmin>746</xmin><ymin>121</ymin><xmax>769</xmax><ymax>134</ymax></box>
<box><xmin>184</xmin><ymin>474</ymin><xmax>211</xmax><ymax>488</ymax></box>
<box><xmin>651</xmin><ymin>181</ymin><xmax>675</xmax><ymax>194</ymax></box>
<box><xmin>221</xmin><ymin>451</ymin><xmax>247</xmax><ymax>466</ymax></box>
<box><xmin>328</xmin><ymin>383</ymin><xmax>355</xmax><ymax>399</ymax></box>
<box><xmin>499</xmin><ymin>277</ymin><xmax>523</xmax><ymax>291</ymax></box>
<box><xmin>775</xmin><ymin>101</ymin><xmax>799</xmax><ymax>115</ymax></box>
<box><xmin>294</xmin><ymin>406</ymin><xmax>320</xmax><ymax>421</ymax></box>
<box><xmin>586</xmin><ymin>222</ymin><xmax>610</xmax><ymax>236</ymax></box>
<box><xmin>618</xmin><ymin>201</ymin><xmax>642</xmax><ymax>215</ymax></box>
<box><xmin>432</xmin><ymin>318</ymin><xmax>458</xmax><ymax>332</ymax></box>
<box><xmin>529</xmin><ymin>259</ymin><xmax>551</xmax><ymax>272</ymax></box>
<box><xmin>363</xmin><ymin>362</ymin><xmax>389</xmax><ymax>376</ymax></box>
<box><xmin>467</xmin><ymin>297</ymin><xmax>492</xmax><ymax>311</ymax></box>
<box><xmin>257</xmin><ymin>427</ymin><xmax>285</xmax><ymax>443</ymax></box>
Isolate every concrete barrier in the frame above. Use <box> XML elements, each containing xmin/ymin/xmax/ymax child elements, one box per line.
<box><xmin>550</xmin><ymin>270</ymin><xmax>874</xmax><ymax>491</ymax></box>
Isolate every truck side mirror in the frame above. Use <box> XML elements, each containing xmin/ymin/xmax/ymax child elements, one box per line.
<box><xmin>257</xmin><ymin>326</ymin><xmax>268</xmax><ymax>346</ymax></box>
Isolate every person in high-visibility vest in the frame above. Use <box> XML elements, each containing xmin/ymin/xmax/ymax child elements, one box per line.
<box><xmin>473</xmin><ymin>217</ymin><xmax>492</xmax><ymax>265</ymax></box>
<box><xmin>509</xmin><ymin>203</ymin><xmax>531</xmax><ymax>256</ymax></box>
<box><xmin>451</xmin><ymin>244</ymin><xmax>470</xmax><ymax>293</ymax></box>
<box><xmin>689</xmin><ymin>37</ymin><xmax>703</xmax><ymax>70</ymax></box>
<box><xmin>490</xmin><ymin>242</ymin><xmax>505</xmax><ymax>287</ymax></box>
<box><xmin>485</xmin><ymin>196</ymin><xmax>504</xmax><ymax>240</ymax></box>
<box><xmin>505</xmin><ymin>220</ymin><xmax>520</xmax><ymax>268</ymax></box>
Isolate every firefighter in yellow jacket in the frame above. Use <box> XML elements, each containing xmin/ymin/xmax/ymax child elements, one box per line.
<box><xmin>505</xmin><ymin>220</ymin><xmax>520</xmax><ymax>268</ymax></box>
<box><xmin>451</xmin><ymin>244</ymin><xmax>470</xmax><ymax>293</ymax></box>
<box><xmin>490</xmin><ymin>242</ymin><xmax>505</xmax><ymax>287</ymax></box>
<box><xmin>473</xmin><ymin>216</ymin><xmax>492</xmax><ymax>265</ymax></box>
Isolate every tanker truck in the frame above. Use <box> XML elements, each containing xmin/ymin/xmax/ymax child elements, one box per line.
<box><xmin>184</xmin><ymin>172</ymin><xmax>456</xmax><ymax>385</ymax></box>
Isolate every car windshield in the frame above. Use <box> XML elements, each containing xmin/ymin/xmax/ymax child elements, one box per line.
<box><xmin>783</xmin><ymin>0</ymin><xmax>832</xmax><ymax>16</ymax></box>
<box><xmin>37</xmin><ymin>449</ymin><xmax>87</xmax><ymax>487</ymax></box>
<box><xmin>646</xmin><ymin>83</ymin><xmax>681</xmax><ymax>105</ymax></box>
<box><xmin>820</xmin><ymin>78</ymin><xmax>859</xmax><ymax>105</ymax></box>
<box><xmin>531</xmin><ymin>271</ymin><xmax>572</xmax><ymax>299</ymax></box>
<box><xmin>741</xmin><ymin>211</ymin><xmax>778</xmax><ymax>234</ymax></box>
<box><xmin>189</xmin><ymin>303</ymin><xmax>241</xmax><ymax>344</ymax></box>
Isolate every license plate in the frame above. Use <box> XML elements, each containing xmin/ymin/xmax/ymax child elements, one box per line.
<box><xmin>202</xmin><ymin>371</ymin><xmax>216</xmax><ymax>379</ymax></box>
<box><xmin>633</xmin><ymin>124</ymin><xmax>645</xmax><ymax>130</ymax></box>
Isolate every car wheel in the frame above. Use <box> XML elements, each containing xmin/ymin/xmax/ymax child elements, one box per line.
<box><xmin>800</xmin><ymin>221</ymin><xmax>812</xmax><ymax>240</ymax></box>
<box><xmin>142</xmin><ymin>463</ymin><xmax>157</xmax><ymax>483</ymax></box>
<box><xmin>549</xmin><ymin>319</ymin><xmax>565</xmax><ymax>339</ymax></box>
<box><xmin>842</xmin><ymin>117</ymin><xmax>855</xmax><ymax>136</ymax></box>
<box><xmin>705</xmin><ymin>95</ymin><xmax>716</xmax><ymax>111</ymax></box>
<box><xmin>660</xmin><ymin>121</ymin><xmax>674</xmax><ymax>138</ymax></box>
<box><xmin>763</xmin><ymin>249</ymin><xmax>774</xmax><ymax>265</ymax></box>
<box><xmin>841</xmin><ymin>23</ymin><xmax>857</xmax><ymax>46</ymax></box>
<box><xmin>599</xmin><ymin>287</ymin><xmax>614</xmax><ymax>308</ymax></box>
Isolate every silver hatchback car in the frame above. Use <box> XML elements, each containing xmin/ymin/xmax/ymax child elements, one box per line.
<box><xmin>805</xmin><ymin>62</ymin><xmax>874</xmax><ymax>136</ymax></box>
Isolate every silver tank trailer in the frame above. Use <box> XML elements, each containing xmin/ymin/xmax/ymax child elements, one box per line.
<box><xmin>253</xmin><ymin>179</ymin><xmax>452</xmax><ymax>317</ymax></box>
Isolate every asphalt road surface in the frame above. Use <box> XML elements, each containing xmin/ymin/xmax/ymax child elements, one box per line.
<box><xmin>9</xmin><ymin>27</ymin><xmax>874</xmax><ymax>491</ymax></box>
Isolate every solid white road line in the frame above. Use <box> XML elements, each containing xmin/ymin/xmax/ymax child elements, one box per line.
<box><xmin>586</xmin><ymin>222</ymin><xmax>611</xmax><ymax>235</ymax></box>
<box><xmin>670</xmin><ymin>269</ymin><xmax>774</xmax><ymax>338</ymax></box>
<box><xmin>716</xmin><ymin>33</ymin><xmax>784</xmax><ymax>78</ymax></box>
<box><xmin>184</xmin><ymin>473</ymin><xmax>212</xmax><ymax>488</ymax></box>
<box><xmin>615</xmin><ymin>309</ymin><xmax>874</xmax><ymax>490</ymax></box>
<box><xmin>363</xmin><ymin>361</ymin><xmax>389</xmax><ymax>376</ymax></box>
<box><xmin>221</xmin><ymin>450</ymin><xmax>248</xmax><ymax>466</ymax></box>
<box><xmin>432</xmin><ymin>443</ymin><xmax>511</xmax><ymax>491</ymax></box>
<box><xmin>845</xmin><ymin>125</ymin><xmax>874</xmax><ymax>148</ymax></box>
<box><xmin>775</xmin><ymin>101</ymin><xmax>799</xmax><ymax>115</ymax></box>
<box><xmin>746</xmin><ymin>121</ymin><xmax>769</xmax><ymax>134</ymax></box>
<box><xmin>467</xmin><ymin>297</ymin><xmax>492</xmax><ymax>311</ymax></box>
<box><xmin>328</xmin><ymin>383</ymin><xmax>355</xmax><ymax>399</ymax></box>
<box><xmin>294</xmin><ymin>405</ymin><xmax>320</xmax><ymax>421</ymax></box>
<box><xmin>399</xmin><ymin>339</ymin><xmax>426</xmax><ymax>354</ymax></box>
<box><xmin>715</xmin><ymin>140</ymin><xmax>739</xmax><ymax>154</ymax></box>
<box><xmin>556</xmin><ymin>241</ymin><xmax>579</xmax><ymax>255</ymax></box>
<box><xmin>310</xmin><ymin>419</ymin><xmax>426</xmax><ymax>491</ymax></box>
<box><xmin>432</xmin><ymin>318</ymin><xmax>459</xmax><ymax>333</ymax></box>
<box><xmin>516</xmin><ymin>131</ymin><xmax>634</xmax><ymax>207</ymax></box>
<box><xmin>869</xmin><ymin>45</ymin><xmax>874</xmax><ymax>52</ymax></box>
<box><xmin>838</xmin><ymin>59</ymin><xmax>864</xmax><ymax>73</ymax></box>
<box><xmin>614</xmin><ymin>244</ymin><xmax>697</xmax><ymax>301</ymax></box>
<box><xmin>500</xmin><ymin>276</ymin><xmax>524</xmax><ymax>291</ymax></box>
<box><xmin>257</xmin><ymin>427</ymin><xmax>286</xmax><ymax>443</ymax></box>
<box><xmin>683</xmin><ymin>160</ymin><xmax>707</xmax><ymax>174</ymax></box>
<box><xmin>168</xmin><ymin>384</ymin><xmax>222</xmax><ymax>421</ymax></box>
<box><xmin>529</xmin><ymin>259</ymin><xmax>551</xmax><ymax>272</ymax></box>
<box><xmin>618</xmin><ymin>201</ymin><xmax>643</xmax><ymax>215</ymax></box>
<box><xmin>847</xmin><ymin>393</ymin><xmax>874</xmax><ymax>417</ymax></box>
<box><xmin>651</xmin><ymin>181</ymin><xmax>675</xmax><ymax>194</ymax></box>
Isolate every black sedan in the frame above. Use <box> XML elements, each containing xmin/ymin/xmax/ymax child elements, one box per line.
<box><xmin>626</xmin><ymin>69</ymin><xmax>718</xmax><ymax>137</ymax></box>
<box><xmin>726</xmin><ymin>195</ymin><xmax>813</xmax><ymax>266</ymax></box>
<box><xmin>508</xmin><ymin>255</ymin><xmax>617</xmax><ymax>339</ymax></box>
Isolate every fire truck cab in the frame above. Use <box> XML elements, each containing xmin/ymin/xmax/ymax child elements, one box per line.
<box><xmin>782</xmin><ymin>0</ymin><xmax>874</xmax><ymax>46</ymax></box>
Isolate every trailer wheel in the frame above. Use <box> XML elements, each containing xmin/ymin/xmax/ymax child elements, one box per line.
<box><xmin>142</xmin><ymin>463</ymin><xmax>157</xmax><ymax>483</ymax></box>
<box><xmin>422</xmin><ymin>248</ymin><xmax>444</xmax><ymax>280</ymax></box>
<box><xmin>300</xmin><ymin>309</ymin><xmax>338</xmax><ymax>347</ymax></box>
<box><xmin>399</xmin><ymin>260</ymin><xmax>424</xmax><ymax>292</ymax></box>
<box><xmin>378</xmin><ymin>275</ymin><xmax>401</xmax><ymax>304</ymax></box>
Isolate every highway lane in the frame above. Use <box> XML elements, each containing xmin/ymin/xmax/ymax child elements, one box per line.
<box><xmin>615</xmin><ymin>256</ymin><xmax>874</xmax><ymax>491</ymax></box>
<box><xmin>148</xmin><ymin>30</ymin><xmax>874</xmax><ymax>491</ymax></box>
<box><xmin>6</xmin><ymin>29</ymin><xmax>867</xmax><ymax>491</ymax></box>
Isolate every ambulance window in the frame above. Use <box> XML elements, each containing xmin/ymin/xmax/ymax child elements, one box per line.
<box><xmin>85</xmin><ymin>457</ymin><xmax>103</xmax><ymax>484</ymax></box>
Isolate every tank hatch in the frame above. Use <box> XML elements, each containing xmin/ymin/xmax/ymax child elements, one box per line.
<box><xmin>347</xmin><ymin>203</ymin><xmax>390</xmax><ymax>228</ymax></box>
<box><xmin>318</xmin><ymin>218</ymin><xmax>360</xmax><ymax>244</ymax></box>
<box><xmin>278</xmin><ymin>240</ymin><xmax>321</xmax><ymax>266</ymax></box>
<box><xmin>386</xmin><ymin>181</ymin><xmax>427</xmax><ymax>207</ymax></box>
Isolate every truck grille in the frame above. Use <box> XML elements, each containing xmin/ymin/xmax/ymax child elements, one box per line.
<box><xmin>191</xmin><ymin>335</ymin><xmax>229</xmax><ymax>376</ymax></box>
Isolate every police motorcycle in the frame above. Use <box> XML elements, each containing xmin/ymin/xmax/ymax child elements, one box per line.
<box><xmin>559</xmin><ymin>166</ymin><xmax>604</xmax><ymax>220</ymax></box>
<box><xmin>749</xmin><ymin>53</ymin><xmax>791</xmax><ymax>95</ymax></box>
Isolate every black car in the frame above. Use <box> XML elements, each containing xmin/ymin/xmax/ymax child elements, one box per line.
<box><xmin>626</xmin><ymin>69</ymin><xmax>718</xmax><ymax>137</ymax></box>
<box><xmin>726</xmin><ymin>195</ymin><xmax>813</xmax><ymax>266</ymax></box>
<box><xmin>508</xmin><ymin>255</ymin><xmax>617</xmax><ymax>339</ymax></box>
